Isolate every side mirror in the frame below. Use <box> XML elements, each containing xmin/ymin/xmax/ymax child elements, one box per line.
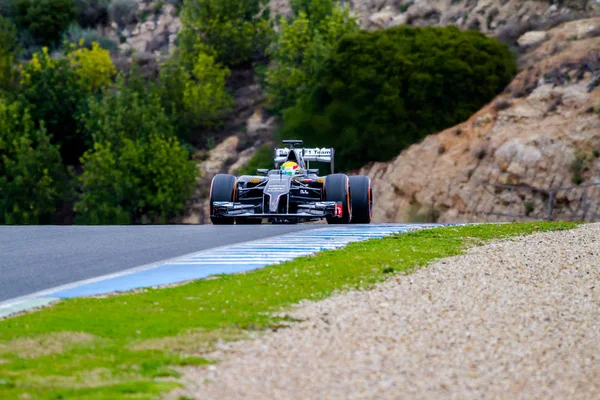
<box><xmin>308</xmin><ymin>169</ymin><xmax>319</xmax><ymax>175</ymax></box>
<box><xmin>257</xmin><ymin>169</ymin><xmax>269</xmax><ymax>175</ymax></box>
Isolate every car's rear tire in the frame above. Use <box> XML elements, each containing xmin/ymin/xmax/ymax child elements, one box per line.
<box><xmin>210</xmin><ymin>174</ymin><xmax>236</xmax><ymax>225</ymax></box>
<box><xmin>349</xmin><ymin>176</ymin><xmax>372</xmax><ymax>224</ymax></box>
<box><xmin>325</xmin><ymin>174</ymin><xmax>351</xmax><ymax>224</ymax></box>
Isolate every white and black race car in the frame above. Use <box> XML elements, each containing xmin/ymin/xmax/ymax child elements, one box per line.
<box><xmin>209</xmin><ymin>140</ymin><xmax>372</xmax><ymax>224</ymax></box>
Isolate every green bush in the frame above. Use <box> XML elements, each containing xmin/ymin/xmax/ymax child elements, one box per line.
<box><xmin>266</xmin><ymin>1</ymin><xmax>358</xmax><ymax>113</ymax></box>
<box><xmin>75</xmin><ymin>136</ymin><xmax>198</xmax><ymax>224</ymax></box>
<box><xmin>180</xmin><ymin>0</ymin><xmax>272</xmax><ymax>67</ymax></box>
<box><xmin>67</xmin><ymin>41</ymin><xmax>117</xmax><ymax>93</ymax></box>
<box><xmin>13</xmin><ymin>0</ymin><xmax>77</xmax><ymax>46</ymax></box>
<box><xmin>156</xmin><ymin>50</ymin><xmax>233</xmax><ymax>142</ymax></box>
<box><xmin>82</xmin><ymin>72</ymin><xmax>173</xmax><ymax>145</ymax></box>
<box><xmin>75</xmin><ymin>72</ymin><xmax>198</xmax><ymax>224</ymax></box>
<box><xmin>61</xmin><ymin>24</ymin><xmax>118</xmax><ymax>51</ymax></box>
<box><xmin>570</xmin><ymin>152</ymin><xmax>586</xmax><ymax>185</ymax></box>
<box><xmin>19</xmin><ymin>47</ymin><xmax>90</xmax><ymax>165</ymax></box>
<box><xmin>282</xmin><ymin>26</ymin><xmax>517</xmax><ymax>171</ymax></box>
<box><xmin>0</xmin><ymin>98</ymin><xmax>65</xmax><ymax>224</ymax></box>
<box><xmin>290</xmin><ymin>0</ymin><xmax>334</xmax><ymax>26</ymax></box>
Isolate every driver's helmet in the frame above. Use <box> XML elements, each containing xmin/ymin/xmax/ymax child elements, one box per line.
<box><xmin>281</xmin><ymin>161</ymin><xmax>300</xmax><ymax>176</ymax></box>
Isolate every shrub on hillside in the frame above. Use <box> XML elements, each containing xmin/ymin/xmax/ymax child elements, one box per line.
<box><xmin>75</xmin><ymin>136</ymin><xmax>197</xmax><ymax>224</ymax></box>
<box><xmin>0</xmin><ymin>98</ymin><xmax>65</xmax><ymax>224</ymax></box>
<box><xmin>18</xmin><ymin>47</ymin><xmax>89</xmax><ymax>165</ymax></box>
<box><xmin>266</xmin><ymin>1</ymin><xmax>358</xmax><ymax>113</ymax></box>
<box><xmin>61</xmin><ymin>24</ymin><xmax>118</xmax><ymax>51</ymax></box>
<box><xmin>18</xmin><ymin>44</ymin><xmax>114</xmax><ymax>165</ymax></box>
<box><xmin>282</xmin><ymin>26</ymin><xmax>517</xmax><ymax>171</ymax></box>
<box><xmin>81</xmin><ymin>72</ymin><xmax>173</xmax><ymax>145</ymax></box>
<box><xmin>156</xmin><ymin>49</ymin><xmax>233</xmax><ymax>142</ymax></box>
<box><xmin>13</xmin><ymin>0</ymin><xmax>77</xmax><ymax>46</ymax></box>
<box><xmin>76</xmin><ymin>73</ymin><xmax>198</xmax><ymax>224</ymax></box>
<box><xmin>183</xmin><ymin>52</ymin><xmax>233</xmax><ymax>125</ymax></box>
<box><xmin>290</xmin><ymin>0</ymin><xmax>334</xmax><ymax>26</ymax></box>
<box><xmin>67</xmin><ymin>41</ymin><xmax>116</xmax><ymax>93</ymax></box>
<box><xmin>180</xmin><ymin>0</ymin><xmax>272</xmax><ymax>67</ymax></box>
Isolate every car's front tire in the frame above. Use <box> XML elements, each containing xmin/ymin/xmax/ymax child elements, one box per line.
<box><xmin>349</xmin><ymin>176</ymin><xmax>372</xmax><ymax>224</ymax></box>
<box><xmin>210</xmin><ymin>174</ymin><xmax>236</xmax><ymax>225</ymax></box>
<box><xmin>325</xmin><ymin>174</ymin><xmax>351</xmax><ymax>224</ymax></box>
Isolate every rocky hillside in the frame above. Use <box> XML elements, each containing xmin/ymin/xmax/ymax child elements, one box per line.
<box><xmin>355</xmin><ymin>0</ymin><xmax>599</xmax><ymax>35</ymax></box>
<box><xmin>273</xmin><ymin>0</ymin><xmax>600</xmax><ymax>35</ymax></box>
<box><xmin>360</xmin><ymin>17</ymin><xmax>600</xmax><ymax>223</ymax></box>
<box><xmin>95</xmin><ymin>1</ymin><xmax>600</xmax><ymax>224</ymax></box>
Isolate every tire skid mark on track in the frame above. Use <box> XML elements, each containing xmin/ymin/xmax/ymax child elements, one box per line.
<box><xmin>0</xmin><ymin>224</ymin><xmax>440</xmax><ymax>319</ymax></box>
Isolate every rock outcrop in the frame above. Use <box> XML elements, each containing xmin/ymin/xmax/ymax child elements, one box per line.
<box><xmin>105</xmin><ymin>0</ymin><xmax>181</xmax><ymax>56</ymax></box>
<box><xmin>353</xmin><ymin>0</ymin><xmax>600</xmax><ymax>38</ymax></box>
<box><xmin>360</xmin><ymin>18</ymin><xmax>600</xmax><ymax>223</ymax></box>
<box><xmin>271</xmin><ymin>0</ymin><xmax>600</xmax><ymax>38</ymax></box>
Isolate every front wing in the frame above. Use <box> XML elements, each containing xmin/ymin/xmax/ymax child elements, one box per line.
<box><xmin>212</xmin><ymin>201</ymin><xmax>344</xmax><ymax>220</ymax></box>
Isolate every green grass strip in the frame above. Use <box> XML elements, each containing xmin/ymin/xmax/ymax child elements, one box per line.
<box><xmin>0</xmin><ymin>222</ymin><xmax>578</xmax><ymax>399</ymax></box>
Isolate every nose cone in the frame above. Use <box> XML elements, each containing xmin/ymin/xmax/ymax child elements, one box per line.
<box><xmin>269</xmin><ymin>194</ymin><xmax>279</xmax><ymax>213</ymax></box>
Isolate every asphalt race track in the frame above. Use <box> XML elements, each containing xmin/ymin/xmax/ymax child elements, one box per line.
<box><xmin>0</xmin><ymin>225</ymin><xmax>316</xmax><ymax>302</ymax></box>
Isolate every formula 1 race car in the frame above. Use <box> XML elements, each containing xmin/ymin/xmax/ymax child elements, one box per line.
<box><xmin>209</xmin><ymin>140</ymin><xmax>372</xmax><ymax>224</ymax></box>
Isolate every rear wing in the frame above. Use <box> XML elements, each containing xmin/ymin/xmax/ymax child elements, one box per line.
<box><xmin>274</xmin><ymin>147</ymin><xmax>335</xmax><ymax>173</ymax></box>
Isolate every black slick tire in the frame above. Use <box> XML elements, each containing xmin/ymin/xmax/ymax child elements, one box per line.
<box><xmin>324</xmin><ymin>174</ymin><xmax>351</xmax><ymax>224</ymax></box>
<box><xmin>210</xmin><ymin>174</ymin><xmax>236</xmax><ymax>225</ymax></box>
<box><xmin>349</xmin><ymin>176</ymin><xmax>372</xmax><ymax>224</ymax></box>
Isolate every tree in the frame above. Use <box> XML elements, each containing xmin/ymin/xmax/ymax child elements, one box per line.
<box><xmin>265</xmin><ymin>1</ymin><xmax>358</xmax><ymax>113</ymax></box>
<box><xmin>0</xmin><ymin>98</ymin><xmax>65</xmax><ymax>224</ymax></box>
<box><xmin>180</xmin><ymin>0</ymin><xmax>272</xmax><ymax>67</ymax></box>
<box><xmin>13</xmin><ymin>0</ymin><xmax>77</xmax><ymax>46</ymax></box>
<box><xmin>75</xmin><ymin>136</ymin><xmax>198</xmax><ymax>224</ymax></box>
<box><xmin>75</xmin><ymin>72</ymin><xmax>198</xmax><ymax>224</ymax></box>
<box><xmin>82</xmin><ymin>72</ymin><xmax>173</xmax><ymax>145</ymax></box>
<box><xmin>156</xmin><ymin>49</ymin><xmax>233</xmax><ymax>142</ymax></box>
<box><xmin>19</xmin><ymin>47</ymin><xmax>89</xmax><ymax>165</ymax></box>
<box><xmin>290</xmin><ymin>0</ymin><xmax>334</xmax><ymax>26</ymax></box>
<box><xmin>67</xmin><ymin>41</ymin><xmax>116</xmax><ymax>93</ymax></box>
<box><xmin>18</xmin><ymin>43</ymin><xmax>114</xmax><ymax>165</ymax></box>
<box><xmin>282</xmin><ymin>26</ymin><xmax>517</xmax><ymax>171</ymax></box>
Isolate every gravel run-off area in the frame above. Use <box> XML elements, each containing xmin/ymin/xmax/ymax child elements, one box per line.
<box><xmin>173</xmin><ymin>224</ymin><xmax>600</xmax><ymax>400</ymax></box>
